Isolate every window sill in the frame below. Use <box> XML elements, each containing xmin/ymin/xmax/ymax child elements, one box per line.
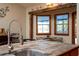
<box><xmin>54</xmin><ymin>33</ymin><xmax>69</xmax><ymax>36</ymax></box>
<box><xmin>36</xmin><ymin>33</ymin><xmax>51</xmax><ymax>35</ymax></box>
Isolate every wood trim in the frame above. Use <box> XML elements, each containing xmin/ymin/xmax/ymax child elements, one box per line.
<box><xmin>29</xmin><ymin>3</ymin><xmax>76</xmax><ymax>15</ymax></box>
<box><xmin>36</xmin><ymin>15</ymin><xmax>51</xmax><ymax>35</ymax></box>
<box><xmin>72</xmin><ymin>12</ymin><xmax>76</xmax><ymax>44</ymax></box>
<box><xmin>30</xmin><ymin>14</ymin><xmax>33</xmax><ymax>39</ymax></box>
<box><xmin>54</xmin><ymin>13</ymin><xmax>69</xmax><ymax>35</ymax></box>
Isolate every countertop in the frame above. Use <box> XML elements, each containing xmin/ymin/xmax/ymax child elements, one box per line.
<box><xmin>0</xmin><ymin>40</ymin><xmax>79</xmax><ymax>56</ymax></box>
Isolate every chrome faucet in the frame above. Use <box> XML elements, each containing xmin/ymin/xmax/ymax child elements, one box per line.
<box><xmin>7</xmin><ymin>19</ymin><xmax>23</xmax><ymax>53</ymax></box>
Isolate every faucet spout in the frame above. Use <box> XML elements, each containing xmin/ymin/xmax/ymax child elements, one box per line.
<box><xmin>7</xmin><ymin>19</ymin><xmax>23</xmax><ymax>52</ymax></box>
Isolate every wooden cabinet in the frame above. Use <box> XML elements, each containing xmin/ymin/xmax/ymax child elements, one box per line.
<box><xmin>70</xmin><ymin>48</ymin><xmax>78</xmax><ymax>56</ymax></box>
<box><xmin>0</xmin><ymin>35</ymin><xmax>8</xmax><ymax>45</ymax></box>
<box><xmin>60</xmin><ymin>47</ymin><xmax>78</xmax><ymax>56</ymax></box>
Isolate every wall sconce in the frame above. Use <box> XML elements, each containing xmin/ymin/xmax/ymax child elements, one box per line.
<box><xmin>0</xmin><ymin>6</ymin><xmax>9</xmax><ymax>17</ymax></box>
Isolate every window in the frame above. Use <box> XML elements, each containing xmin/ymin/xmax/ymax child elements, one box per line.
<box><xmin>54</xmin><ymin>13</ymin><xmax>69</xmax><ymax>35</ymax></box>
<box><xmin>36</xmin><ymin>16</ymin><xmax>51</xmax><ymax>35</ymax></box>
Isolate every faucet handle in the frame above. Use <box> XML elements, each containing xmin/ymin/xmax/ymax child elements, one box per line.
<box><xmin>8</xmin><ymin>45</ymin><xmax>14</xmax><ymax>50</ymax></box>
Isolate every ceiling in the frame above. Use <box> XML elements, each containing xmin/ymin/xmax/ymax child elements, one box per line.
<box><xmin>19</xmin><ymin>3</ymin><xmax>45</xmax><ymax>8</ymax></box>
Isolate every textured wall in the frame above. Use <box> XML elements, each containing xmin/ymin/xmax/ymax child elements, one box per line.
<box><xmin>0</xmin><ymin>3</ymin><xmax>26</xmax><ymax>39</ymax></box>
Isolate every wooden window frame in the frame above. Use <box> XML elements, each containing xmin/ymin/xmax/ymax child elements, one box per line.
<box><xmin>29</xmin><ymin>14</ymin><xmax>33</xmax><ymax>39</ymax></box>
<box><xmin>72</xmin><ymin>12</ymin><xmax>76</xmax><ymax>44</ymax></box>
<box><xmin>36</xmin><ymin>15</ymin><xmax>51</xmax><ymax>35</ymax></box>
<box><xmin>54</xmin><ymin>13</ymin><xmax>69</xmax><ymax>35</ymax></box>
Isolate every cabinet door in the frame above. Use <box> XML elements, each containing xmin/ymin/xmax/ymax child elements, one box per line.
<box><xmin>62</xmin><ymin>53</ymin><xmax>70</xmax><ymax>56</ymax></box>
<box><xmin>70</xmin><ymin>48</ymin><xmax>78</xmax><ymax>56</ymax></box>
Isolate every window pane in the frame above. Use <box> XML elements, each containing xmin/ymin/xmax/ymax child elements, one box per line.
<box><xmin>55</xmin><ymin>14</ymin><xmax>68</xmax><ymax>34</ymax></box>
<box><xmin>56</xmin><ymin>14</ymin><xmax>68</xmax><ymax>20</ymax></box>
<box><xmin>38</xmin><ymin>16</ymin><xmax>49</xmax><ymax>24</ymax></box>
<box><xmin>63</xmin><ymin>20</ymin><xmax>68</xmax><ymax>24</ymax></box>
<box><xmin>43</xmin><ymin>25</ymin><xmax>49</xmax><ymax>33</ymax></box>
<box><xmin>37</xmin><ymin>16</ymin><xmax>50</xmax><ymax>34</ymax></box>
<box><xmin>38</xmin><ymin>24</ymin><xmax>43</xmax><ymax>33</ymax></box>
<box><xmin>57</xmin><ymin>21</ymin><xmax>63</xmax><ymax>24</ymax></box>
<box><xmin>57</xmin><ymin>25</ymin><xmax>63</xmax><ymax>33</ymax></box>
<box><xmin>64</xmin><ymin>25</ymin><xmax>68</xmax><ymax>33</ymax></box>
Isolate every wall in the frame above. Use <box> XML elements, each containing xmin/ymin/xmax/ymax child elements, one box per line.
<box><xmin>77</xmin><ymin>4</ymin><xmax>79</xmax><ymax>45</ymax></box>
<box><xmin>0</xmin><ymin>3</ymin><xmax>26</xmax><ymax>39</ymax></box>
<box><xmin>26</xmin><ymin>4</ymin><xmax>76</xmax><ymax>44</ymax></box>
<box><xmin>26</xmin><ymin>4</ymin><xmax>46</xmax><ymax>39</ymax></box>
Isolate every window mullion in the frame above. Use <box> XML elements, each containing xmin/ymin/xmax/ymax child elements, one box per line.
<box><xmin>63</xmin><ymin>20</ymin><xmax>64</xmax><ymax>33</ymax></box>
<box><xmin>42</xmin><ymin>24</ymin><xmax>44</xmax><ymax>33</ymax></box>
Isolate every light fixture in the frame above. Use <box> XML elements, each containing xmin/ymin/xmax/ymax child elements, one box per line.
<box><xmin>46</xmin><ymin>3</ymin><xmax>53</xmax><ymax>8</ymax></box>
<box><xmin>46</xmin><ymin>3</ymin><xmax>59</xmax><ymax>8</ymax></box>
